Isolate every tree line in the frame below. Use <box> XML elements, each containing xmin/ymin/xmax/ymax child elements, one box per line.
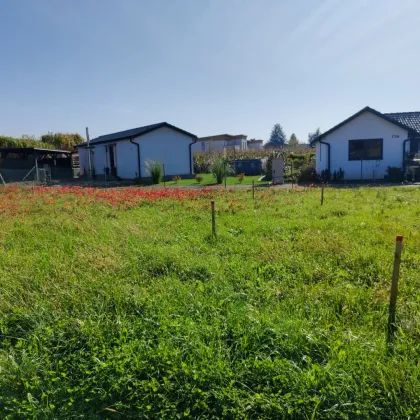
<box><xmin>0</xmin><ymin>132</ymin><xmax>84</xmax><ymax>151</ymax></box>
<box><xmin>265</xmin><ymin>124</ymin><xmax>321</xmax><ymax>149</ymax></box>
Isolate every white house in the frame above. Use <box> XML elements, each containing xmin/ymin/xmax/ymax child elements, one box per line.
<box><xmin>191</xmin><ymin>134</ymin><xmax>247</xmax><ymax>154</ymax></box>
<box><xmin>77</xmin><ymin>122</ymin><xmax>197</xmax><ymax>179</ymax></box>
<box><xmin>311</xmin><ymin>106</ymin><xmax>420</xmax><ymax>180</ymax></box>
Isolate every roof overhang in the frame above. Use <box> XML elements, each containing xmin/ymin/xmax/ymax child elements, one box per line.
<box><xmin>76</xmin><ymin>122</ymin><xmax>198</xmax><ymax>148</ymax></box>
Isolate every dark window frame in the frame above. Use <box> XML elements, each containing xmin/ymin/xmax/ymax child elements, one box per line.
<box><xmin>348</xmin><ymin>138</ymin><xmax>383</xmax><ymax>161</ymax></box>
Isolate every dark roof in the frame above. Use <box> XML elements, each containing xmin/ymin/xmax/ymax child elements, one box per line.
<box><xmin>311</xmin><ymin>106</ymin><xmax>419</xmax><ymax>145</ymax></box>
<box><xmin>384</xmin><ymin>112</ymin><xmax>420</xmax><ymax>135</ymax></box>
<box><xmin>0</xmin><ymin>147</ymin><xmax>71</xmax><ymax>154</ymax></box>
<box><xmin>77</xmin><ymin>122</ymin><xmax>197</xmax><ymax>147</ymax></box>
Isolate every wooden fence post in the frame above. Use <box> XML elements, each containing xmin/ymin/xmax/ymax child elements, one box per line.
<box><xmin>388</xmin><ymin>235</ymin><xmax>403</xmax><ymax>342</ymax></box>
<box><xmin>211</xmin><ymin>200</ymin><xmax>216</xmax><ymax>237</ymax></box>
<box><xmin>252</xmin><ymin>180</ymin><xmax>255</xmax><ymax>199</ymax></box>
<box><xmin>321</xmin><ymin>184</ymin><xmax>324</xmax><ymax>206</ymax></box>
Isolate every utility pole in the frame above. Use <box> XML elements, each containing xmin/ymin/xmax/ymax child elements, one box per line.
<box><xmin>86</xmin><ymin>127</ymin><xmax>92</xmax><ymax>178</ymax></box>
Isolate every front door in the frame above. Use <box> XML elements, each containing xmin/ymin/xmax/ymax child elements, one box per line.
<box><xmin>106</xmin><ymin>145</ymin><xmax>117</xmax><ymax>177</ymax></box>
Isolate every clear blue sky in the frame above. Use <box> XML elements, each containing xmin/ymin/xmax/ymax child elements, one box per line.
<box><xmin>1</xmin><ymin>0</ymin><xmax>419</xmax><ymax>143</ymax></box>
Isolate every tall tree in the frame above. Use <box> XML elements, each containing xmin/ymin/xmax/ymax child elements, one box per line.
<box><xmin>308</xmin><ymin>128</ymin><xmax>321</xmax><ymax>144</ymax></box>
<box><xmin>288</xmin><ymin>133</ymin><xmax>299</xmax><ymax>147</ymax></box>
<box><xmin>267</xmin><ymin>124</ymin><xmax>287</xmax><ymax>148</ymax></box>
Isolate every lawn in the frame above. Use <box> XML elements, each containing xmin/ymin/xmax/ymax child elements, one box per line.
<box><xmin>0</xmin><ymin>185</ymin><xmax>419</xmax><ymax>418</ymax></box>
<box><xmin>158</xmin><ymin>173</ymin><xmax>267</xmax><ymax>187</ymax></box>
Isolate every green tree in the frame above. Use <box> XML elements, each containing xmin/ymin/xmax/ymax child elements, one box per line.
<box><xmin>288</xmin><ymin>133</ymin><xmax>299</xmax><ymax>147</ymax></box>
<box><xmin>308</xmin><ymin>128</ymin><xmax>321</xmax><ymax>144</ymax></box>
<box><xmin>266</xmin><ymin>124</ymin><xmax>287</xmax><ymax>148</ymax></box>
<box><xmin>41</xmin><ymin>132</ymin><xmax>84</xmax><ymax>151</ymax></box>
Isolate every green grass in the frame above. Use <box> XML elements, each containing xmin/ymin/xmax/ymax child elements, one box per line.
<box><xmin>159</xmin><ymin>173</ymin><xmax>267</xmax><ymax>187</ymax></box>
<box><xmin>1</xmin><ymin>186</ymin><xmax>420</xmax><ymax>418</ymax></box>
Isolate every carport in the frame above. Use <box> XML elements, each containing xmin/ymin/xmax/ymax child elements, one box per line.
<box><xmin>0</xmin><ymin>148</ymin><xmax>73</xmax><ymax>182</ymax></box>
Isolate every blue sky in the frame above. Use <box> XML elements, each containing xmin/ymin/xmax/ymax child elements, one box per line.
<box><xmin>1</xmin><ymin>0</ymin><xmax>419</xmax><ymax>142</ymax></box>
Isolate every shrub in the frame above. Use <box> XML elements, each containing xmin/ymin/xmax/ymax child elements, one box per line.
<box><xmin>332</xmin><ymin>167</ymin><xmax>345</xmax><ymax>182</ymax></box>
<box><xmin>386</xmin><ymin>166</ymin><xmax>404</xmax><ymax>182</ymax></box>
<box><xmin>211</xmin><ymin>158</ymin><xmax>231</xmax><ymax>184</ymax></box>
<box><xmin>145</xmin><ymin>160</ymin><xmax>163</xmax><ymax>184</ymax></box>
<box><xmin>193</xmin><ymin>152</ymin><xmax>216</xmax><ymax>173</ymax></box>
<box><xmin>195</xmin><ymin>174</ymin><xmax>203</xmax><ymax>184</ymax></box>
<box><xmin>194</xmin><ymin>148</ymin><xmax>315</xmax><ymax>174</ymax></box>
<box><xmin>297</xmin><ymin>164</ymin><xmax>318</xmax><ymax>182</ymax></box>
<box><xmin>320</xmin><ymin>169</ymin><xmax>331</xmax><ymax>182</ymax></box>
<box><xmin>236</xmin><ymin>173</ymin><xmax>245</xmax><ymax>183</ymax></box>
<box><xmin>172</xmin><ymin>175</ymin><xmax>181</xmax><ymax>184</ymax></box>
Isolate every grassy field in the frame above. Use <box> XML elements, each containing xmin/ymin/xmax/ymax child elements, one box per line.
<box><xmin>158</xmin><ymin>173</ymin><xmax>267</xmax><ymax>187</ymax></box>
<box><xmin>0</xmin><ymin>185</ymin><xmax>420</xmax><ymax>418</ymax></box>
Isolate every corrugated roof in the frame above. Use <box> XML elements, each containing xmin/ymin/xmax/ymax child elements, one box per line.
<box><xmin>384</xmin><ymin>112</ymin><xmax>420</xmax><ymax>135</ymax></box>
<box><xmin>77</xmin><ymin>122</ymin><xmax>197</xmax><ymax>147</ymax></box>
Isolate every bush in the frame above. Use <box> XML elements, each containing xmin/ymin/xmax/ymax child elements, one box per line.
<box><xmin>172</xmin><ymin>175</ymin><xmax>181</xmax><ymax>184</ymax></box>
<box><xmin>386</xmin><ymin>166</ymin><xmax>404</xmax><ymax>182</ymax></box>
<box><xmin>320</xmin><ymin>169</ymin><xmax>331</xmax><ymax>182</ymax></box>
<box><xmin>194</xmin><ymin>148</ymin><xmax>315</xmax><ymax>174</ymax></box>
<box><xmin>211</xmin><ymin>158</ymin><xmax>231</xmax><ymax>184</ymax></box>
<box><xmin>145</xmin><ymin>160</ymin><xmax>163</xmax><ymax>184</ymax></box>
<box><xmin>195</xmin><ymin>175</ymin><xmax>203</xmax><ymax>184</ymax></box>
<box><xmin>297</xmin><ymin>164</ymin><xmax>318</xmax><ymax>182</ymax></box>
<box><xmin>193</xmin><ymin>152</ymin><xmax>216</xmax><ymax>173</ymax></box>
<box><xmin>332</xmin><ymin>167</ymin><xmax>345</xmax><ymax>182</ymax></box>
<box><xmin>236</xmin><ymin>173</ymin><xmax>245</xmax><ymax>183</ymax></box>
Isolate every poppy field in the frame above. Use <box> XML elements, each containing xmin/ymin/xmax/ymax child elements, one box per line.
<box><xmin>0</xmin><ymin>185</ymin><xmax>420</xmax><ymax>418</ymax></box>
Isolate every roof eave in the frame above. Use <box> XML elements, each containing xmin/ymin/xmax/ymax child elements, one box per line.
<box><xmin>76</xmin><ymin>123</ymin><xmax>197</xmax><ymax>148</ymax></box>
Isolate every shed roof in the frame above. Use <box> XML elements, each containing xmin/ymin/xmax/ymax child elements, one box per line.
<box><xmin>0</xmin><ymin>147</ymin><xmax>71</xmax><ymax>154</ymax></box>
<box><xmin>77</xmin><ymin>122</ymin><xmax>197</xmax><ymax>147</ymax></box>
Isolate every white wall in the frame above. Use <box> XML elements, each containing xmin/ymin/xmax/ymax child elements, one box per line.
<box><xmin>191</xmin><ymin>138</ymin><xmax>248</xmax><ymax>153</ymax></box>
<box><xmin>191</xmin><ymin>140</ymin><xmax>226</xmax><ymax>153</ymax></box>
<box><xmin>78</xmin><ymin>148</ymin><xmax>88</xmax><ymax>175</ymax></box>
<box><xmin>138</xmin><ymin>127</ymin><xmax>193</xmax><ymax>176</ymax></box>
<box><xmin>315</xmin><ymin>111</ymin><xmax>409</xmax><ymax>180</ymax></box>
<box><xmin>248</xmin><ymin>142</ymin><xmax>263</xmax><ymax>151</ymax></box>
<box><xmin>93</xmin><ymin>144</ymin><xmax>107</xmax><ymax>175</ymax></box>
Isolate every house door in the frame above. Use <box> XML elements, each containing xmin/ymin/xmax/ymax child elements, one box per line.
<box><xmin>106</xmin><ymin>145</ymin><xmax>117</xmax><ymax>177</ymax></box>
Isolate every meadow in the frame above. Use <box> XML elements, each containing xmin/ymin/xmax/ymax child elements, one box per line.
<box><xmin>0</xmin><ymin>185</ymin><xmax>419</xmax><ymax>419</ymax></box>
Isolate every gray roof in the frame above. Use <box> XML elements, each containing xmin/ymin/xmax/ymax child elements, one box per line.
<box><xmin>77</xmin><ymin>122</ymin><xmax>197</xmax><ymax>147</ymax></box>
<box><xmin>384</xmin><ymin>112</ymin><xmax>420</xmax><ymax>135</ymax></box>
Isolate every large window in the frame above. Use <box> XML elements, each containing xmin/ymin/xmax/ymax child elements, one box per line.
<box><xmin>348</xmin><ymin>139</ymin><xmax>383</xmax><ymax>160</ymax></box>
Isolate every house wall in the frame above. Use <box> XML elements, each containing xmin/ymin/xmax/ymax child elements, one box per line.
<box><xmin>79</xmin><ymin>126</ymin><xmax>194</xmax><ymax>179</ymax></box>
<box><xmin>248</xmin><ymin>142</ymin><xmax>264</xmax><ymax>151</ymax></box>
<box><xmin>315</xmin><ymin>111</ymin><xmax>410</xmax><ymax>180</ymax></box>
<box><xmin>78</xmin><ymin>148</ymin><xmax>89</xmax><ymax>175</ymax></box>
<box><xmin>191</xmin><ymin>138</ymin><xmax>248</xmax><ymax>153</ymax></box>
<box><xmin>191</xmin><ymin>140</ymin><xmax>226</xmax><ymax>153</ymax></box>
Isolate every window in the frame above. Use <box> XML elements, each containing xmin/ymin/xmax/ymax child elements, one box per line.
<box><xmin>349</xmin><ymin>139</ymin><xmax>383</xmax><ymax>160</ymax></box>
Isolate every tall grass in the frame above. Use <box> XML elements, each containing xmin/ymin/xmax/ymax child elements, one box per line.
<box><xmin>0</xmin><ymin>186</ymin><xmax>419</xmax><ymax>418</ymax></box>
<box><xmin>145</xmin><ymin>159</ymin><xmax>163</xmax><ymax>184</ymax></box>
<box><xmin>211</xmin><ymin>158</ymin><xmax>231</xmax><ymax>184</ymax></box>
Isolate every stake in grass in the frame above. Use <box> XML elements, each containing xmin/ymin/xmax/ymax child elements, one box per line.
<box><xmin>388</xmin><ymin>235</ymin><xmax>403</xmax><ymax>342</ymax></box>
<box><xmin>211</xmin><ymin>199</ymin><xmax>216</xmax><ymax>237</ymax></box>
